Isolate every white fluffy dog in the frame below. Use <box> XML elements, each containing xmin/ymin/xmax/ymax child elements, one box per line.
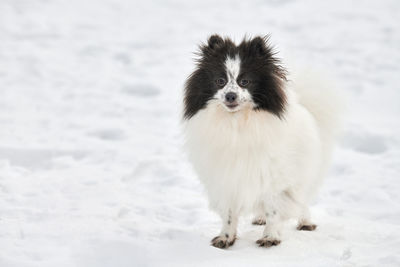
<box><xmin>183</xmin><ymin>35</ymin><xmax>342</xmax><ymax>248</ymax></box>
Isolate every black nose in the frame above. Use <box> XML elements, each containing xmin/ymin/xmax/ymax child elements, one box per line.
<box><xmin>225</xmin><ymin>92</ymin><xmax>237</xmax><ymax>103</ymax></box>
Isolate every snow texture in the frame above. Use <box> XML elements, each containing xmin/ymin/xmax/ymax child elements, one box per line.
<box><xmin>0</xmin><ymin>0</ymin><xmax>399</xmax><ymax>266</ymax></box>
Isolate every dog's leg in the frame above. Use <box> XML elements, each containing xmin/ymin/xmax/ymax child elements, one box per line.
<box><xmin>211</xmin><ymin>209</ymin><xmax>238</xmax><ymax>249</ymax></box>
<box><xmin>256</xmin><ymin>203</ymin><xmax>283</xmax><ymax>247</ymax></box>
<box><xmin>252</xmin><ymin>203</ymin><xmax>266</xmax><ymax>225</ymax></box>
<box><xmin>297</xmin><ymin>205</ymin><xmax>317</xmax><ymax>231</ymax></box>
<box><xmin>283</xmin><ymin>190</ymin><xmax>317</xmax><ymax>231</ymax></box>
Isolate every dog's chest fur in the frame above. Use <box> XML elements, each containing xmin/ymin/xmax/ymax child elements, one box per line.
<box><xmin>184</xmin><ymin>101</ymin><xmax>297</xmax><ymax>214</ymax></box>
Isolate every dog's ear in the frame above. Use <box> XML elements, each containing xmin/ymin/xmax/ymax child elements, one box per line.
<box><xmin>248</xmin><ymin>35</ymin><xmax>286</xmax><ymax>80</ymax></box>
<box><xmin>249</xmin><ymin>36</ymin><xmax>269</xmax><ymax>57</ymax></box>
<box><xmin>207</xmin><ymin>34</ymin><xmax>224</xmax><ymax>50</ymax></box>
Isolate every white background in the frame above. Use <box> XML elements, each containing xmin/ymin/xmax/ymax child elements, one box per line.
<box><xmin>0</xmin><ymin>0</ymin><xmax>399</xmax><ymax>266</ymax></box>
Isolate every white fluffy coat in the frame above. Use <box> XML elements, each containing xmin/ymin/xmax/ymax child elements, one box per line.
<box><xmin>184</xmin><ymin>74</ymin><xmax>342</xmax><ymax>245</ymax></box>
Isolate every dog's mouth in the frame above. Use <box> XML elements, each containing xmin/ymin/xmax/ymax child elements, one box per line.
<box><xmin>224</xmin><ymin>102</ymin><xmax>239</xmax><ymax>110</ymax></box>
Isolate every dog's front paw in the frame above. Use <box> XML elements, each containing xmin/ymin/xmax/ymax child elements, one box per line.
<box><xmin>256</xmin><ymin>236</ymin><xmax>281</xmax><ymax>247</ymax></box>
<box><xmin>211</xmin><ymin>234</ymin><xmax>236</xmax><ymax>249</ymax></box>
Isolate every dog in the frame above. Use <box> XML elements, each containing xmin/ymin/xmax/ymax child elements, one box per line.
<box><xmin>183</xmin><ymin>35</ymin><xmax>342</xmax><ymax>248</ymax></box>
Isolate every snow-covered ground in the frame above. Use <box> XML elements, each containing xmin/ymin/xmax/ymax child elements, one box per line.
<box><xmin>0</xmin><ymin>0</ymin><xmax>399</xmax><ymax>266</ymax></box>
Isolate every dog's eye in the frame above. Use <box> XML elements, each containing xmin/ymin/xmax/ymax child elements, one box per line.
<box><xmin>239</xmin><ymin>79</ymin><xmax>250</xmax><ymax>87</ymax></box>
<box><xmin>216</xmin><ymin>78</ymin><xmax>226</xmax><ymax>87</ymax></box>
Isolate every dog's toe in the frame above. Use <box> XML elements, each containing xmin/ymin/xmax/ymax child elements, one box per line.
<box><xmin>211</xmin><ymin>235</ymin><xmax>236</xmax><ymax>249</ymax></box>
<box><xmin>256</xmin><ymin>237</ymin><xmax>281</xmax><ymax>247</ymax></box>
<box><xmin>252</xmin><ymin>218</ymin><xmax>266</xmax><ymax>225</ymax></box>
<box><xmin>297</xmin><ymin>224</ymin><xmax>317</xmax><ymax>231</ymax></box>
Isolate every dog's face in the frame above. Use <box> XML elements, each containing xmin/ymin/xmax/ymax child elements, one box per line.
<box><xmin>184</xmin><ymin>35</ymin><xmax>287</xmax><ymax>120</ymax></box>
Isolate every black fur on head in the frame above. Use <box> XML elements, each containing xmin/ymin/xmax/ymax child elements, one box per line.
<box><xmin>183</xmin><ymin>34</ymin><xmax>287</xmax><ymax>120</ymax></box>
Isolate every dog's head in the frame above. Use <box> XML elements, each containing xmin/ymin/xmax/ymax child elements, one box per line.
<box><xmin>184</xmin><ymin>35</ymin><xmax>287</xmax><ymax>119</ymax></box>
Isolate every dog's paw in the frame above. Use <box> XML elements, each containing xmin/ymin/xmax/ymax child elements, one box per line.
<box><xmin>252</xmin><ymin>217</ymin><xmax>266</xmax><ymax>225</ymax></box>
<box><xmin>256</xmin><ymin>236</ymin><xmax>281</xmax><ymax>247</ymax></box>
<box><xmin>297</xmin><ymin>224</ymin><xmax>317</xmax><ymax>231</ymax></box>
<box><xmin>211</xmin><ymin>234</ymin><xmax>236</xmax><ymax>249</ymax></box>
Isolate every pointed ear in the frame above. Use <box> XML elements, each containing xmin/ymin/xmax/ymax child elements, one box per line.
<box><xmin>207</xmin><ymin>34</ymin><xmax>224</xmax><ymax>50</ymax></box>
<box><xmin>249</xmin><ymin>36</ymin><xmax>269</xmax><ymax>56</ymax></box>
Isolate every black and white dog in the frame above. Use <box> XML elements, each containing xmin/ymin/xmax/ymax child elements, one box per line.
<box><xmin>183</xmin><ymin>35</ymin><xmax>342</xmax><ymax>248</ymax></box>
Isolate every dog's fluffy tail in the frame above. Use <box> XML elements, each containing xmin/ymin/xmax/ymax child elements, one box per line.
<box><xmin>292</xmin><ymin>70</ymin><xmax>345</xmax><ymax>175</ymax></box>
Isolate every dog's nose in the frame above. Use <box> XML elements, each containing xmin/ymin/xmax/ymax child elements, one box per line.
<box><xmin>225</xmin><ymin>92</ymin><xmax>237</xmax><ymax>103</ymax></box>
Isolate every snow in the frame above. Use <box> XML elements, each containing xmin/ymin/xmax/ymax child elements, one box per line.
<box><xmin>0</xmin><ymin>0</ymin><xmax>399</xmax><ymax>266</ymax></box>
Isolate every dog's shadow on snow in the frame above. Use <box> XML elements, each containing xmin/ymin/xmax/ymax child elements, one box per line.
<box><xmin>72</xmin><ymin>217</ymin><xmax>360</xmax><ymax>267</ymax></box>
